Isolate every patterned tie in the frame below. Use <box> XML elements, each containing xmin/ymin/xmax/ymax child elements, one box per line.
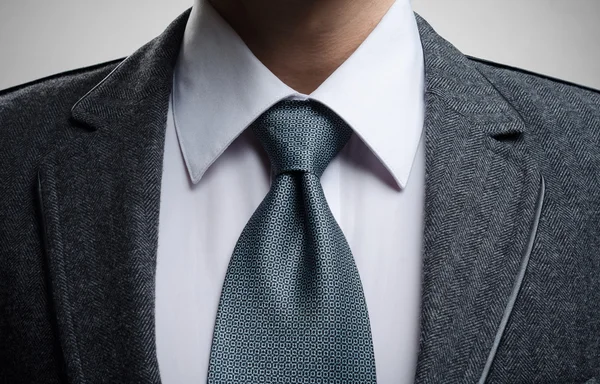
<box><xmin>207</xmin><ymin>99</ymin><xmax>377</xmax><ymax>383</ymax></box>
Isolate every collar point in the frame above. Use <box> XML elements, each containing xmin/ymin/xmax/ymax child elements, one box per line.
<box><xmin>390</xmin><ymin>173</ymin><xmax>406</xmax><ymax>192</ymax></box>
<box><xmin>188</xmin><ymin>167</ymin><xmax>205</xmax><ymax>185</ymax></box>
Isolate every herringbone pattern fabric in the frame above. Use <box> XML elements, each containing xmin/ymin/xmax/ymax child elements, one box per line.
<box><xmin>207</xmin><ymin>100</ymin><xmax>377</xmax><ymax>383</ymax></box>
<box><xmin>1</xmin><ymin>7</ymin><xmax>600</xmax><ymax>384</ymax></box>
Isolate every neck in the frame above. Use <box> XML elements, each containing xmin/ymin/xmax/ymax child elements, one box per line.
<box><xmin>206</xmin><ymin>0</ymin><xmax>397</xmax><ymax>94</ymax></box>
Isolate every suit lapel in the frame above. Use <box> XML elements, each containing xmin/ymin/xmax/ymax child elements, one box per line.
<box><xmin>413</xmin><ymin>15</ymin><xmax>545</xmax><ymax>383</ymax></box>
<box><xmin>36</xmin><ymin>9</ymin><xmax>191</xmax><ymax>384</ymax></box>
<box><xmin>36</xmin><ymin>7</ymin><xmax>545</xmax><ymax>384</ymax></box>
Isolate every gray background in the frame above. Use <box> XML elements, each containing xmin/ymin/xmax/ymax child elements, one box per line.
<box><xmin>0</xmin><ymin>0</ymin><xmax>598</xmax><ymax>91</ymax></box>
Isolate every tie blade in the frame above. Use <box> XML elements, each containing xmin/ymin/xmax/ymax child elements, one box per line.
<box><xmin>208</xmin><ymin>174</ymin><xmax>376</xmax><ymax>383</ymax></box>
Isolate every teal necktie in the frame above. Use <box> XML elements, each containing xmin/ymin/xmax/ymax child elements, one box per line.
<box><xmin>207</xmin><ymin>99</ymin><xmax>377</xmax><ymax>383</ymax></box>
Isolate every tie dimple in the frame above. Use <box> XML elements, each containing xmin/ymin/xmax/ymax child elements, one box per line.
<box><xmin>251</xmin><ymin>100</ymin><xmax>353</xmax><ymax>177</ymax></box>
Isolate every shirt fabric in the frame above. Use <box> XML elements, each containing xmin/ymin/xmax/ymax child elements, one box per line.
<box><xmin>155</xmin><ymin>0</ymin><xmax>426</xmax><ymax>382</ymax></box>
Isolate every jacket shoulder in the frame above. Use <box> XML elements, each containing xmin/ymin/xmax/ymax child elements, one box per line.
<box><xmin>0</xmin><ymin>57</ymin><xmax>125</xmax><ymax>135</ymax></box>
<box><xmin>467</xmin><ymin>55</ymin><xmax>600</xmax><ymax>95</ymax></box>
<box><xmin>466</xmin><ymin>55</ymin><xmax>600</xmax><ymax>114</ymax></box>
<box><xmin>0</xmin><ymin>57</ymin><xmax>124</xmax><ymax>104</ymax></box>
<box><xmin>466</xmin><ymin>55</ymin><xmax>600</xmax><ymax>139</ymax></box>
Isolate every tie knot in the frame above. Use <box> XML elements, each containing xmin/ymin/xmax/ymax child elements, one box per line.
<box><xmin>251</xmin><ymin>100</ymin><xmax>353</xmax><ymax>177</ymax></box>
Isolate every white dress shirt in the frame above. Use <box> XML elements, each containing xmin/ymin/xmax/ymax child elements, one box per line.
<box><xmin>155</xmin><ymin>0</ymin><xmax>426</xmax><ymax>382</ymax></box>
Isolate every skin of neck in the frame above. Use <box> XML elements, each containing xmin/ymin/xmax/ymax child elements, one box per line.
<box><xmin>206</xmin><ymin>0</ymin><xmax>396</xmax><ymax>94</ymax></box>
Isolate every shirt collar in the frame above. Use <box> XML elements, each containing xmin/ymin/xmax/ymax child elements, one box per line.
<box><xmin>172</xmin><ymin>0</ymin><xmax>424</xmax><ymax>189</ymax></box>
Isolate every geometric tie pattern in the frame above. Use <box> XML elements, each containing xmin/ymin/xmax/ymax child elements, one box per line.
<box><xmin>206</xmin><ymin>99</ymin><xmax>377</xmax><ymax>383</ymax></box>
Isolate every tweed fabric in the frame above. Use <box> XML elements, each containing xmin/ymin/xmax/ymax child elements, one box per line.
<box><xmin>207</xmin><ymin>100</ymin><xmax>376</xmax><ymax>383</ymax></box>
<box><xmin>1</xmin><ymin>7</ymin><xmax>600</xmax><ymax>384</ymax></box>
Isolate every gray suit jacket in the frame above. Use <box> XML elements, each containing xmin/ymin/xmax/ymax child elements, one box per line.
<box><xmin>1</xmin><ymin>8</ymin><xmax>599</xmax><ymax>384</ymax></box>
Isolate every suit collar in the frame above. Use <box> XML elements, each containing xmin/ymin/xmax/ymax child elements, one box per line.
<box><xmin>39</xmin><ymin>8</ymin><xmax>544</xmax><ymax>384</ymax></box>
